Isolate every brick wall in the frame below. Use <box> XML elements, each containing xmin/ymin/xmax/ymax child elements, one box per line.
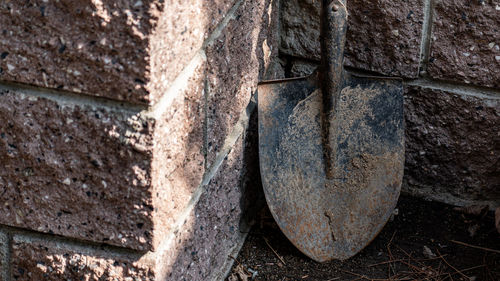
<box><xmin>0</xmin><ymin>0</ymin><xmax>498</xmax><ymax>280</ymax></box>
<box><xmin>0</xmin><ymin>0</ymin><xmax>278</xmax><ymax>280</ymax></box>
<box><xmin>276</xmin><ymin>0</ymin><xmax>499</xmax><ymax>207</ymax></box>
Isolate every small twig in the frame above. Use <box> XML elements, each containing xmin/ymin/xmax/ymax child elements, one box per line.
<box><xmin>396</xmin><ymin>258</ymin><xmax>429</xmax><ymax>275</ymax></box>
<box><xmin>339</xmin><ymin>270</ymin><xmax>370</xmax><ymax>280</ymax></box>
<box><xmin>340</xmin><ymin>270</ymin><xmax>394</xmax><ymax>281</ymax></box>
<box><xmin>229</xmin><ymin>255</ymin><xmax>241</xmax><ymax>265</ymax></box>
<box><xmin>367</xmin><ymin>255</ymin><xmax>448</xmax><ymax>267</ymax></box>
<box><xmin>436</xmin><ymin>249</ymin><xmax>470</xmax><ymax>280</ymax></box>
<box><xmin>386</xmin><ymin>231</ymin><xmax>397</xmax><ymax>276</ymax></box>
<box><xmin>457</xmin><ymin>264</ymin><xmax>486</xmax><ymax>273</ymax></box>
<box><xmin>387</xmin><ymin>231</ymin><xmax>397</xmax><ymax>248</ymax></box>
<box><xmin>396</xmin><ymin>246</ymin><xmax>425</xmax><ymax>268</ymax></box>
<box><xmin>368</xmin><ymin>259</ymin><xmax>406</xmax><ymax>267</ymax></box>
<box><xmin>436</xmin><ymin>264</ymin><xmax>486</xmax><ymax>281</ymax></box>
<box><xmin>441</xmin><ymin>272</ymin><xmax>454</xmax><ymax>281</ymax></box>
<box><xmin>435</xmin><ymin>264</ymin><xmax>485</xmax><ymax>276</ymax></box>
<box><xmin>263</xmin><ymin>237</ymin><xmax>286</xmax><ymax>265</ymax></box>
<box><xmin>325</xmin><ymin>277</ymin><xmax>341</xmax><ymax>281</ymax></box>
<box><xmin>450</xmin><ymin>240</ymin><xmax>500</xmax><ymax>254</ymax></box>
<box><xmin>394</xmin><ymin>245</ymin><xmax>437</xmax><ymax>277</ymax></box>
<box><xmin>484</xmin><ymin>258</ymin><xmax>496</xmax><ymax>281</ymax></box>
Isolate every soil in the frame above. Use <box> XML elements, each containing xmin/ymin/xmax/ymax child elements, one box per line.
<box><xmin>227</xmin><ymin>195</ymin><xmax>500</xmax><ymax>281</ymax></box>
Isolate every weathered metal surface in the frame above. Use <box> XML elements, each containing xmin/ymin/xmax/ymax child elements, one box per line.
<box><xmin>258</xmin><ymin>74</ymin><xmax>404</xmax><ymax>261</ymax></box>
<box><xmin>258</xmin><ymin>0</ymin><xmax>404</xmax><ymax>262</ymax></box>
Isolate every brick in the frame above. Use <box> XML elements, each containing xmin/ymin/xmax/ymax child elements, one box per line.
<box><xmin>11</xmin><ymin>235</ymin><xmax>155</xmax><ymax>281</ymax></box>
<box><xmin>0</xmin><ymin>0</ymin><xmax>235</xmax><ymax>104</ymax></box>
<box><xmin>8</xmin><ymin>109</ymin><xmax>258</xmax><ymax>281</ymax></box>
<box><xmin>0</xmin><ymin>55</ymin><xmax>206</xmax><ymax>250</ymax></box>
<box><xmin>148</xmin><ymin>0</ymin><xmax>236</xmax><ymax>104</ymax></box>
<box><xmin>280</xmin><ymin>0</ymin><xmax>424</xmax><ymax>78</ymax></box>
<box><xmin>0</xmin><ymin>89</ymin><xmax>155</xmax><ymax>250</ymax></box>
<box><xmin>428</xmin><ymin>0</ymin><xmax>500</xmax><ymax>88</ymax></box>
<box><xmin>206</xmin><ymin>0</ymin><xmax>279</xmax><ymax>166</ymax></box>
<box><xmin>404</xmin><ymin>86</ymin><xmax>500</xmax><ymax>202</ymax></box>
<box><xmin>150</xmin><ymin>58</ymin><xmax>206</xmax><ymax>243</ymax></box>
<box><xmin>0</xmin><ymin>0</ymin><xmax>277</xmax><ymax>253</ymax></box>
<box><xmin>290</xmin><ymin>59</ymin><xmax>318</xmax><ymax>78</ymax></box>
<box><xmin>157</xmin><ymin>121</ymin><xmax>263</xmax><ymax>280</ymax></box>
<box><xmin>0</xmin><ymin>230</ymin><xmax>7</xmax><ymax>281</ymax></box>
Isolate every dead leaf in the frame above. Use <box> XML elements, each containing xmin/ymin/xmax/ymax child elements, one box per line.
<box><xmin>453</xmin><ymin>205</ymin><xmax>489</xmax><ymax>217</ymax></box>
<box><xmin>233</xmin><ymin>264</ymin><xmax>251</xmax><ymax>281</ymax></box>
<box><xmin>495</xmin><ymin>207</ymin><xmax>500</xmax><ymax>234</ymax></box>
<box><xmin>423</xmin><ymin>246</ymin><xmax>436</xmax><ymax>259</ymax></box>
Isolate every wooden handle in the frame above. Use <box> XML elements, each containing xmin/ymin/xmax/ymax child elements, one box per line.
<box><xmin>321</xmin><ymin>0</ymin><xmax>348</xmax><ymax>112</ymax></box>
<box><xmin>320</xmin><ymin>0</ymin><xmax>348</xmax><ymax>179</ymax></box>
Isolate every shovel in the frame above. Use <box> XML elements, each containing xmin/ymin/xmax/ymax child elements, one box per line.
<box><xmin>258</xmin><ymin>0</ymin><xmax>404</xmax><ymax>262</ymax></box>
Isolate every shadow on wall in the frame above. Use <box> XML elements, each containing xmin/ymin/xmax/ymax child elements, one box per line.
<box><xmin>204</xmin><ymin>0</ymin><xmax>277</xmax><ymax>164</ymax></box>
<box><xmin>162</xmin><ymin>104</ymin><xmax>265</xmax><ymax>281</ymax></box>
<box><xmin>403</xmin><ymin>88</ymin><xmax>500</xmax><ymax>202</ymax></box>
<box><xmin>7</xmin><ymin>103</ymin><xmax>264</xmax><ymax>280</ymax></box>
<box><xmin>160</xmin><ymin>0</ymin><xmax>274</xmax><ymax>279</ymax></box>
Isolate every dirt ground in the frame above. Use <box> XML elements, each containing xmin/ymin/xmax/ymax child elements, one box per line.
<box><xmin>226</xmin><ymin>195</ymin><xmax>500</xmax><ymax>281</ymax></box>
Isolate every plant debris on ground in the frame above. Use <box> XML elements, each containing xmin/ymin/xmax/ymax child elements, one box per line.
<box><xmin>227</xmin><ymin>196</ymin><xmax>500</xmax><ymax>281</ymax></box>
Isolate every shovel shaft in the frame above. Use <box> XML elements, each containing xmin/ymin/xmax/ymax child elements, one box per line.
<box><xmin>320</xmin><ymin>0</ymin><xmax>348</xmax><ymax>179</ymax></box>
<box><xmin>321</xmin><ymin>0</ymin><xmax>347</xmax><ymax>97</ymax></box>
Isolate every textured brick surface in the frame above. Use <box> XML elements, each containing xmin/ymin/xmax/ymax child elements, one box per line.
<box><xmin>428</xmin><ymin>0</ymin><xmax>500</xmax><ymax>88</ymax></box>
<box><xmin>151</xmin><ymin>58</ymin><xmax>206</xmax><ymax>244</ymax></box>
<box><xmin>158</xmin><ymin>118</ymin><xmax>263</xmax><ymax>281</ymax></box>
<box><xmin>0</xmin><ymin>0</ymin><xmax>235</xmax><ymax>104</ymax></box>
<box><xmin>280</xmin><ymin>0</ymin><xmax>424</xmax><ymax>77</ymax></box>
<box><xmin>0</xmin><ymin>230</ymin><xmax>7</xmax><ymax>281</ymax></box>
<box><xmin>148</xmin><ymin>0</ymin><xmax>236</xmax><ymax>104</ymax></box>
<box><xmin>206</xmin><ymin>0</ymin><xmax>279</xmax><ymax>166</ymax></box>
<box><xmin>6</xmin><ymin>107</ymin><xmax>260</xmax><ymax>281</ymax></box>
<box><xmin>0</xmin><ymin>89</ymin><xmax>155</xmax><ymax>250</ymax></box>
<box><xmin>0</xmin><ymin>0</ymin><xmax>276</xmax><ymax>253</ymax></box>
<box><xmin>289</xmin><ymin>59</ymin><xmax>318</xmax><ymax>78</ymax></box>
<box><xmin>11</xmin><ymin>235</ymin><xmax>155</xmax><ymax>281</ymax></box>
<box><xmin>0</xmin><ymin>79</ymin><xmax>206</xmax><ymax>251</ymax></box>
<box><xmin>404</xmin><ymin>86</ymin><xmax>500</xmax><ymax>202</ymax></box>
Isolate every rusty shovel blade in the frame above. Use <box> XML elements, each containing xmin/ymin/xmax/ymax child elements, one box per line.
<box><xmin>258</xmin><ymin>0</ymin><xmax>404</xmax><ymax>262</ymax></box>
<box><xmin>257</xmin><ymin>73</ymin><xmax>404</xmax><ymax>262</ymax></box>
